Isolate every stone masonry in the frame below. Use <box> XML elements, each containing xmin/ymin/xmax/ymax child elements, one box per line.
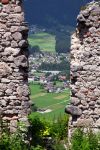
<box><xmin>0</xmin><ymin>0</ymin><xmax>31</xmax><ymax>132</ymax></box>
<box><xmin>65</xmin><ymin>1</ymin><xmax>100</xmax><ymax>133</ymax></box>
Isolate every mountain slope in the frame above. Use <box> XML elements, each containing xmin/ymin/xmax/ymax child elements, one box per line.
<box><xmin>24</xmin><ymin>0</ymin><xmax>91</xmax><ymax>27</ymax></box>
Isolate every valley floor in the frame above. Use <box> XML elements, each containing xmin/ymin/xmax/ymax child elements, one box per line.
<box><xmin>30</xmin><ymin>83</ymin><xmax>70</xmax><ymax>120</ymax></box>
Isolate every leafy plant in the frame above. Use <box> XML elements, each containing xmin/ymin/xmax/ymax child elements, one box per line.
<box><xmin>28</xmin><ymin>114</ymin><xmax>46</xmax><ymax>147</ymax></box>
<box><xmin>30</xmin><ymin>145</ymin><xmax>45</xmax><ymax>150</ymax></box>
<box><xmin>28</xmin><ymin>114</ymin><xmax>69</xmax><ymax>149</ymax></box>
<box><xmin>1</xmin><ymin>114</ymin><xmax>100</xmax><ymax>150</ymax></box>
<box><xmin>0</xmin><ymin>116</ymin><xmax>28</xmax><ymax>150</ymax></box>
<box><xmin>71</xmin><ymin>128</ymin><xmax>100</xmax><ymax>150</ymax></box>
<box><xmin>53</xmin><ymin>142</ymin><xmax>66</xmax><ymax>150</ymax></box>
<box><xmin>50</xmin><ymin>114</ymin><xmax>69</xmax><ymax>140</ymax></box>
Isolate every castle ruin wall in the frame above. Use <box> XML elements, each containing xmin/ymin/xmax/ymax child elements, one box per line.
<box><xmin>0</xmin><ymin>0</ymin><xmax>31</xmax><ymax>132</ymax></box>
<box><xmin>65</xmin><ymin>1</ymin><xmax>100</xmax><ymax>132</ymax></box>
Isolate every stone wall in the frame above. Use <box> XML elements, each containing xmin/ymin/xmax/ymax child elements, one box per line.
<box><xmin>65</xmin><ymin>1</ymin><xmax>100</xmax><ymax>134</ymax></box>
<box><xmin>0</xmin><ymin>0</ymin><xmax>31</xmax><ymax>132</ymax></box>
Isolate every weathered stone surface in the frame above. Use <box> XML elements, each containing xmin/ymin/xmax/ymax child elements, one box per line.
<box><xmin>71</xmin><ymin>97</ymin><xmax>80</xmax><ymax>105</ymax></box>
<box><xmin>17</xmin><ymin>85</ymin><xmax>29</xmax><ymax>96</ymax></box>
<box><xmin>1</xmin><ymin>100</ymin><xmax>6</xmax><ymax>107</ymax></box>
<box><xmin>65</xmin><ymin>105</ymin><xmax>82</xmax><ymax>116</ymax></box>
<box><xmin>14</xmin><ymin>55</ymin><xmax>28</xmax><ymax>67</ymax></box>
<box><xmin>12</xmin><ymin>32</ymin><xmax>22</xmax><ymax>41</ymax></box>
<box><xmin>18</xmin><ymin>40</ymin><xmax>28</xmax><ymax>47</ymax></box>
<box><xmin>5</xmin><ymin>89</ymin><xmax>13</xmax><ymax>95</ymax></box>
<box><xmin>10</xmin><ymin>26</ymin><xmax>19</xmax><ymax>33</ymax></box>
<box><xmin>0</xmin><ymin>62</ymin><xmax>12</xmax><ymax>76</ymax></box>
<box><xmin>14</xmin><ymin>6</ymin><xmax>22</xmax><ymax>13</ymax></box>
<box><xmin>77</xmin><ymin>14</ymin><xmax>86</xmax><ymax>22</ymax></box>
<box><xmin>66</xmin><ymin>1</ymin><xmax>100</xmax><ymax>132</ymax></box>
<box><xmin>96</xmin><ymin>119</ymin><xmax>100</xmax><ymax>128</ymax></box>
<box><xmin>0</xmin><ymin>92</ymin><xmax>4</xmax><ymax>96</ymax></box>
<box><xmin>10</xmin><ymin>120</ymin><xmax>17</xmax><ymax>132</ymax></box>
<box><xmin>11</xmin><ymin>40</ymin><xmax>18</xmax><ymax>48</ymax></box>
<box><xmin>76</xmin><ymin>118</ymin><xmax>94</xmax><ymax>127</ymax></box>
<box><xmin>1</xmin><ymin>78</ymin><xmax>10</xmax><ymax>83</ymax></box>
<box><xmin>0</xmin><ymin>0</ymin><xmax>31</xmax><ymax>131</ymax></box>
<box><xmin>4</xmin><ymin>47</ymin><xmax>20</xmax><ymax>56</ymax></box>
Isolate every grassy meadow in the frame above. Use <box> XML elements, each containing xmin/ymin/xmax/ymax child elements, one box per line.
<box><xmin>28</xmin><ymin>32</ymin><xmax>56</xmax><ymax>52</ymax></box>
<box><xmin>29</xmin><ymin>83</ymin><xmax>70</xmax><ymax>120</ymax></box>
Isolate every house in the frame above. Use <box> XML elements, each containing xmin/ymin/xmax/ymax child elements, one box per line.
<box><xmin>28</xmin><ymin>77</ymin><xmax>34</xmax><ymax>82</ymax></box>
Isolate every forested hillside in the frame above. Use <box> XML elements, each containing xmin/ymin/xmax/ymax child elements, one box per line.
<box><xmin>24</xmin><ymin>0</ymin><xmax>91</xmax><ymax>53</ymax></box>
<box><xmin>24</xmin><ymin>0</ymin><xmax>91</xmax><ymax>27</ymax></box>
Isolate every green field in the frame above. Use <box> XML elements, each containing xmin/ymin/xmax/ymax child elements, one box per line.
<box><xmin>29</xmin><ymin>83</ymin><xmax>70</xmax><ymax>120</ymax></box>
<box><xmin>28</xmin><ymin>32</ymin><xmax>56</xmax><ymax>52</ymax></box>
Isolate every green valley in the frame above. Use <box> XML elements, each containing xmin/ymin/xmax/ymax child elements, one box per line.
<box><xmin>29</xmin><ymin>83</ymin><xmax>70</xmax><ymax>120</ymax></box>
<box><xmin>28</xmin><ymin>32</ymin><xmax>56</xmax><ymax>52</ymax></box>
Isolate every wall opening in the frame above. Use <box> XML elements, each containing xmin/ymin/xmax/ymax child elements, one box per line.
<box><xmin>23</xmin><ymin>0</ymin><xmax>92</xmax><ymax>121</ymax></box>
<box><xmin>23</xmin><ymin>0</ymin><xmax>71</xmax><ymax>120</ymax></box>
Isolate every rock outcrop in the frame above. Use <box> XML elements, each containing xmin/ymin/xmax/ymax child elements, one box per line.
<box><xmin>0</xmin><ymin>0</ymin><xmax>31</xmax><ymax>132</ymax></box>
<box><xmin>65</xmin><ymin>1</ymin><xmax>100</xmax><ymax>134</ymax></box>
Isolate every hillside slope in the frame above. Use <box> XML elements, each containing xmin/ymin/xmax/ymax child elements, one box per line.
<box><xmin>24</xmin><ymin>0</ymin><xmax>91</xmax><ymax>26</ymax></box>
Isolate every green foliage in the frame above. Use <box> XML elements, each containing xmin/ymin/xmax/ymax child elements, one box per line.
<box><xmin>29</xmin><ymin>83</ymin><xmax>70</xmax><ymax>120</ymax></box>
<box><xmin>53</xmin><ymin>142</ymin><xmax>66</xmax><ymax>150</ymax></box>
<box><xmin>29</xmin><ymin>45</ymin><xmax>40</xmax><ymax>54</ymax></box>
<box><xmin>28</xmin><ymin>114</ymin><xmax>69</xmax><ymax>149</ymax></box>
<box><xmin>0</xmin><ymin>123</ymin><xmax>28</xmax><ymax>150</ymax></box>
<box><xmin>55</xmin><ymin>32</ymin><xmax>70</xmax><ymax>53</ymax></box>
<box><xmin>28</xmin><ymin>32</ymin><xmax>55</xmax><ymax>52</ymax></box>
<box><xmin>31</xmin><ymin>145</ymin><xmax>45</xmax><ymax>150</ymax></box>
<box><xmin>1</xmin><ymin>115</ymin><xmax>100</xmax><ymax>150</ymax></box>
<box><xmin>80</xmin><ymin>5</ymin><xmax>87</xmax><ymax>11</ymax></box>
<box><xmin>50</xmin><ymin>115</ymin><xmax>69</xmax><ymax>140</ymax></box>
<box><xmin>71</xmin><ymin>128</ymin><xmax>100</xmax><ymax>150</ymax></box>
<box><xmin>28</xmin><ymin>114</ymin><xmax>47</xmax><ymax>146</ymax></box>
<box><xmin>38</xmin><ymin>60</ymin><xmax>70</xmax><ymax>72</ymax></box>
<box><xmin>9</xmin><ymin>133</ymin><xmax>27</xmax><ymax>150</ymax></box>
<box><xmin>32</xmin><ymin>105</ymin><xmax>38</xmax><ymax>112</ymax></box>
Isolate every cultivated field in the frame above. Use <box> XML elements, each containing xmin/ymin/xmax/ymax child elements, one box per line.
<box><xmin>28</xmin><ymin>32</ymin><xmax>56</xmax><ymax>52</ymax></box>
<box><xmin>29</xmin><ymin>83</ymin><xmax>70</xmax><ymax>120</ymax></box>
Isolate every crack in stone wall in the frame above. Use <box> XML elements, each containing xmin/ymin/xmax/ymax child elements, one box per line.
<box><xmin>0</xmin><ymin>0</ymin><xmax>31</xmax><ymax>132</ymax></box>
<box><xmin>65</xmin><ymin>1</ymin><xmax>100</xmax><ymax>135</ymax></box>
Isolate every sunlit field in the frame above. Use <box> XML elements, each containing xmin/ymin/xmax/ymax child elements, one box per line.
<box><xmin>29</xmin><ymin>83</ymin><xmax>70</xmax><ymax>120</ymax></box>
<box><xmin>28</xmin><ymin>32</ymin><xmax>56</xmax><ymax>52</ymax></box>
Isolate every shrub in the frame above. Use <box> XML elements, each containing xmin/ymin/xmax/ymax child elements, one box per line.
<box><xmin>28</xmin><ymin>114</ymin><xmax>69</xmax><ymax>149</ymax></box>
<box><xmin>0</xmin><ymin>124</ymin><xmax>28</xmax><ymax>150</ymax></box>
<box><xmin>71</xmin><ymin>128</ymin><xmax>100</xmax><ymax>150</ymax></box>
<box><xmin>50</xmin><ymin>114</ymin><xmax>69</xmax><ymax>140</ymax></box>
<box><xmin>1</xmin><ymin>114</ymin><xmax>100</xmax><ymax>150</ymax></box>
<box><xmin>30</xmin><ymin>145</ymin><xmax>45</xmax><ymax>150</ymax></box>
<box><xmin>28</xmin><ymin>114</ymin><xmax>48</xmax><ymax>147</ymax></box>
<box><xmin>80</xmin><ymin>5</ymin><xmax>87</xmax><ymax>11</ymax></box>
<box><xmin>53</xmin><ymin>142</ymin><xmax>66</xmax><ymax>150</ymax></box>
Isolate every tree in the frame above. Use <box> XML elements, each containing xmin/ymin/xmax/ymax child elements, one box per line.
<box><xmin>55</xmin><ymin>33</ymin><xmax>70</xmax><ymax>53</ymax></box>
<box><xmin>29</xmin><ymin>45</ymin><xmax>40</xmax><ymax>54</ymax></box>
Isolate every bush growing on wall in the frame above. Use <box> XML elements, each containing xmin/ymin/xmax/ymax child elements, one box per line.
<box><xmin>0</xmin><ymin>124</ymin><xmax>28</xmax><ymax>150</ymax></box>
